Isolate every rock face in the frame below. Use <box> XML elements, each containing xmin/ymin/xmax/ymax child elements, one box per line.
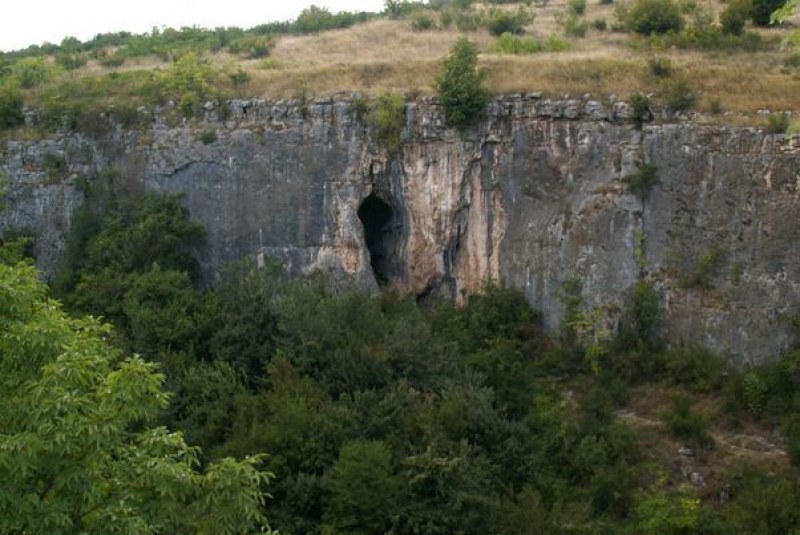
<box><xmin>1</xmin><ymin>95</ymin><xmax>798</xmax><ymax>361</ymax></box>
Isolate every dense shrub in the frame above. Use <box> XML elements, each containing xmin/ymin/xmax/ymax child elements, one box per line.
<box><xmin>486</xmin><ymin>8</ymin><xmax>532</xmax><ymax>36</ymax></box>
<box><xmin>766</xmin><ymin>112</ymin><xmax>790</xmax><ymax>133</ymax></box>
<box><xmin>750</xmin><ymin>0</ymin><xmax>785</xmax><ymax>25</ymax></box>
<box><xmin>570</xmin><ymin>0</ymin><xmax>588</xmax><ymax>15</ymax></box>
<box><xmin>410</xmin><ymin>11</ymin><xmax>437</xmax><ymax>31</ymax></box>
<box><xmin>720</xmin><ymin>0</ymin><xmax>751</xmax><ymax>35</ymax></box>
<box><xmin>657</xmin><ymin>76</ymin><xmax>695</xmax><ymax>111</ymax></box>
<box><xmin>0</xmin><ymin>83</ymin><xmax>24</xmax><ymax>129</ymax></box>
<box><xmin>563</xmin><ymin>15</ymin><xmax>589</xmax><ymax>37</ymax></box>
<box><xmin>435</xmin><ymin>37</ymin><xmax>490</xmax><ymax>130</ymax></box>
<box><xmin>12</xmin><ymin>57</ymin><xmax>55</xmax><ymax>88</ymax></box>
<box><xmin>626</xmin><ymin>0</ymin><xmax>685</xmax><ymax>35</ymax></box>
<box><xmin>490</xmin><ymin>33</ymin><xmax>545</xmax><ymax>54</ymax></box>
<box><xmin>662</xmin><ymin>392</ymin><xmax>715</xmax><ymax>449</ymax></box>
<box><xmin>369</xmin><ymin>91</ymin><xmax>406</xmax><ymax>152</ymax></box>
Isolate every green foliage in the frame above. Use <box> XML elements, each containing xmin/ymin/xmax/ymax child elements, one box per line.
<box><xmin>368</xmin><ymin>91</ymin><xmax>406</xmax><ymax>152</ymax></box>
<box><xmin>662</xmin><ymin>392</ymin><xmax>715</xmax><ymax>449</ymax></box>
<box><xmin>205</xmin><ymin>261</ymin><xmax>284</xmax><ymax>382</ymax></box>
<box><xmin>635</xmin><ymin>481</ymin><xmax>701</xmax><ymax>534</ymax></box>
<box><xmin>622</xmin><ymin>162</ymin><xmax>660</xmax><ymax>201</ymax></box>
<box><xmin>626</xmin><ymin>0</ymin><xmax>685</xmax><ymax>35</ymax></box>
<box><xmin>751</xmin><ymin>0</ymin><xmax>786</xmax><ymax>25</ymax></box>
<box><xmin>292</xmin><ymin>5</ymin><xmax>372</xmax><ymax>33</ymax></box>
<box><xmin>657</xmin><ymin>76</ymin><xmax>695</xmax><ymax>111</ymax></box>
<box><xmin>725</xmin><ymin>466</ymin><xmax>800</xmax><ymax>534</ymax></box>
<box><xmin>435</xmin><ymin>37</ymin><xmax>490</xmax><ymax>130</ymax></box>
<box><xmin>562</xmin><ymin>14</ymin><xmax>590</xmax><ymax>37</ymax></box>
<box><xmin>228</xmin><ymin>36</ymin><xmax>274</xmax><ymax>58</ymax></box>
<box><xmin>159</xmin><ymin>52</ymin><xmax>220</xmax><ymax>116</ymax></box>
<box><xmin>486</xmin><ymin>8</ymin><xmax>533</xmax><ymax>36</ymax></box>
<box><xmin>766</xmin><ymin>112</ymin><xmax>790</xmax><ymax>133</ymax></box>
<box><xmin>490</xmin><ymin>33</ymin><xmax>552</xmax><ymax>54</ymax></box>
<box><xmin>12</xmin><ymin>57</ymin><xmax>56</xmax><ymax>88</ymax></box>
<box><xmin>411</xmin><ymin>10</ymin><xmax>438</xmax><ymax>31</ymax></box>
<box><xmin>662</xmin><ymin>346</ymin><xmax>725</xmax><ymax>392</ymax></box>
<box><xmin>56</xmin><ymin>191</ymin><xmax>205</xmax><ymax>346</ymax></box>
<box><xmin>648</xmin><ymin>26</ymin><xmax>767</xmax><ymax>52</ymax></box>
<box><xmin>629</xmin><ymin>92</ymin><xmax>651</xmax><ymax>127</ymax></box>
<box><xmin>626</xmin><ymin>281</ymin><xmax>661</xmax><ymax>345</ymax></box>
<box><xmin>322</xmin><ymin>440</ymin><xmax>400</xmax><ymax>534</ymax></box>
<box><xmin>56</xmin><ymin>51</ymin><xmax>89</xmax><ymax>70</ymax></box>
<box><xmin>0</xmin><ymin>258</ymin><xmax>272</xmax><ymax>534</ymax></box>
<box><xmin>570</xmin><ymin>0</ymin><xmax>588</xmax><ymax>15</ymax></box>
<box><xmin>0</xmin><ymin>82</ymin><xmax>24</xmax><ymax>129</ymax></box>
<box><xmin>720</xmin><ymin>0</ymin><xmax>751</xmax><ymax>35</ymax></box>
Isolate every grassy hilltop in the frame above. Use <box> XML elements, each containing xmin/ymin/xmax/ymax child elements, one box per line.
<box><xmin>0</xmin><ymin>0</ymin><xmax>798</xmax><ymax>135</ymax></box>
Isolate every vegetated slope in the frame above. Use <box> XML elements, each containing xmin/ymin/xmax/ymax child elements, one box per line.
<box><xmin>0</xmin><ymin>0</ymin><xmax>798</xmax><ymax>137</ymax></box>
<box><xmin>33</xmin><ymin>189</ymin><xmax>800</xmax><ymax>534</ymax></box>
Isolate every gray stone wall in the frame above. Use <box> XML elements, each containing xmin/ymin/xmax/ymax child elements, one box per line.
<box><xmin>1</xmin><ymin>94</ymin><xmax>798</xmax><ymax>361</ymax></box>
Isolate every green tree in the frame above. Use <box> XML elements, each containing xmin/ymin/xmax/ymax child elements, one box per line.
<box><xmin>0</xmin><ymin>259</ymin><xmax>273</xmax><ymax>534</ymax></box>
<box><xmin>434</xmin><ymin>37</ymin><xmax>490</xmax><ymax>130</ymax></box>
<box><xmin>322</xmin><ymin>440</ymin><xmax>401</xmax><ymax>534</ymax></box>
<box><xmin>625</xmin><ymin>0</ymin><xmax>685</xmax><ymax>35</ymax></box>
<box><xmin>751</xmin><ymin>0</ymin><xmax>786</xmax><ymax>24</ymax></box>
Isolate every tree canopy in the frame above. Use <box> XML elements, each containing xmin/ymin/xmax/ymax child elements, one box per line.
<box><xmin>0</xmin><ymin>252</ymin><xmax>273</xmax><ymax>534</ymax></box>
<box><xmin>434</xmin><ymin>37</ymin><xmax>489</xmax><ymax>130</ymax></box>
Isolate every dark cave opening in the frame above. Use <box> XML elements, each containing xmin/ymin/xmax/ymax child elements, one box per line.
<box><xmin>358</xmin><ymin>194</ymin><xmax>395</xmax><ymax>285</ymax></box>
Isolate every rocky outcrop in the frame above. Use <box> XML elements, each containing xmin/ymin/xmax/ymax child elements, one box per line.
<box><xmin>1</xmin><ymin>94</ymin><xmax>798</xmax><ymax>361</ymax></box>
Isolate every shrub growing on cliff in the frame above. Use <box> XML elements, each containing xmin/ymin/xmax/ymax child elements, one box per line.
<box><xmin>435</xmin><ymin>37</ymin><xmax>489</xmax><ymax>130</ymax></box>
<box><xmin>369</xmin><ymin>91</ymin><xmax>406</xmax><ymax>153</ymax></box>
<box><xmin>0</xmin><ymin>83</ymin><xmax>24</xmax><ymax>129</ymax></box>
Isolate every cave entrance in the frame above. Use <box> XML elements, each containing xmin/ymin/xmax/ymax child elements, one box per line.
<box><xmin>358</xmin><ymin>194</ymin><xmax>397</xmax><ymax>286</ymax></box>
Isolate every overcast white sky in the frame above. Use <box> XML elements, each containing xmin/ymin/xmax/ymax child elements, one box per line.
<box><xmin>1</xmin><ymin>1</ymin><xmax>386</xmax><ymax>52</ymax></box>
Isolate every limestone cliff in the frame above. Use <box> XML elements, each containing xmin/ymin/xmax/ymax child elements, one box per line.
<box><xmin>1</xmin><ymin>95</ymin><xmax>798</xmax><ymax>361</ymax></box>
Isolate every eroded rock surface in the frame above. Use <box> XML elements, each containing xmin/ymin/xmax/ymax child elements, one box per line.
<box><xmin>1</xmin><ymin>95</ymin><xmax>798</xmax><ymax>361</ymax></box>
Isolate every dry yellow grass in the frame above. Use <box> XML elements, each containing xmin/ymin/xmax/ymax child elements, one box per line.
<box><xmin>58</xmin><ymin>0</ymin><xmax>800</xmax><ymax>121</ymax></box>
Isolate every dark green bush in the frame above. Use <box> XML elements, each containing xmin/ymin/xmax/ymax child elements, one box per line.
<box><xmin>622</xmin><ymin>163</ymin><xmax>660</xmax><ymax>201</ymax></box>
<box><xmin>570</xmin><ymin>0</ymin><xmax>587</xmax><ymax>15</ymax></box>
<box><xmin>657</xmin><ymin>76</ymin><xmax>695</xmax><ymax>111</ymax></box>
<box><xmin>629</xmin><ymin>92</ymin><xmax>652</xmax><ymax>128</ymax></box>
<box><xmin>486</xmin><ymin>8</ymin><xmax>532</xmax><ymax>36</ymax></box>
<box><xmin>411</xmin><ymin>11</ymin><xmax>437</xmax><ymax>31</ymax></box>
<box><xmin>750</xmin><ymin>0</ymin><xmax>785</xmax><ymax>25</ymax></box>
<box><xmin>435</xmin><ymin>37</ymin><xmax>490</xmax><ymax>130</ymax></box>
<box><xmin>0</xmin><ymin>83</ymin><xmax>24</xmax><ymax>129</ymax></box>
<box><xmin>766</xmin><ymin>112</ymin><xmax>790</xmax><ymax>134</ymax></box>
<box><xmin>648</xmin><ymin>56</ymin><xmax>673</xmax><ymax>78</ymax></box>
<box><xmin>720</xmin><ymin>0</ymin><xmax>751</xmax><ymax>35</ymax></box>
<box><xmin>626</xmin><ymin>0</ymin><xmax>685</xmax><ymax>35</ymax></box>
<box><xmin>663</xmin><ymin>346</ymin><xmax>725</xmax><ymax>392</ymax></box>
<box><xmin>663</xmin><ymin>392</ymin><xmax>715</xmax><ymax>449</ymax></box>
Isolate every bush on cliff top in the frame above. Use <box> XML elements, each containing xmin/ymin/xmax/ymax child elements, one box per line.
<box><xmin>435</xmin><ymin>37</ymin><xmax>489</xmax><ymax>130</ymax></box>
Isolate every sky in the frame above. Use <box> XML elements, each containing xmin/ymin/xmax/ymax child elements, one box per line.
<box><xmin>0</xmin><ymin>0</ymin><xmax>386</xmax><ymax>52</ymax></box>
